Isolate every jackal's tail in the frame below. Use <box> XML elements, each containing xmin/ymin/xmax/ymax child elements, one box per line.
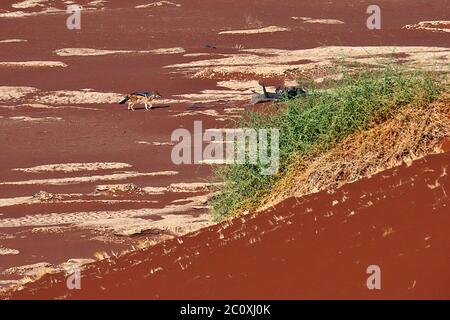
<box><xmin>119</xmin><ymin>95</ymin><xmax>130</xmax><ymax>104</ymax></box>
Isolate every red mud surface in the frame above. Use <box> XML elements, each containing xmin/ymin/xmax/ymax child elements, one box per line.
<box><xmin>0</xmin><ymin>0</ymin><xmax>449</xmax><ymax>297</ymax></box>
<box><xmin>4</xmin><ymin>150</ymin><xmax>450</xmax><ymax>299</ymax></box>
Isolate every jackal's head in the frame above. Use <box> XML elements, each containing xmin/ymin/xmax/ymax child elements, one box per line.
<box><xmin>153</xmin><ymin>91</ymin><xmax>162</xmax><ymax>99</ymax></box>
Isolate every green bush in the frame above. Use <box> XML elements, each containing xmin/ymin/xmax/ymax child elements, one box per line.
<box><xmin>210</xmin><ymin>66</ymin><xmax>443</xmax><ymax>221</ymax></box>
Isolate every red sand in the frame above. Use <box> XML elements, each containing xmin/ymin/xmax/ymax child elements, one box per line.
<box><xmin>0</xmin><ymin>0</ymin><xmax>449</xmax><ymax>297</ymax></box>
<box><xmin>4</xmin><ymin>150</ymin><xmax>450</xmax><ymax>299</ymax></box>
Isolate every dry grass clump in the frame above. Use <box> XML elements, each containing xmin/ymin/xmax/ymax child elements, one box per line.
<box><xmin>211</xmin><ymin>66</ymin><xmax>448</xmax><ymax>220</ymax></box>
<box><xmin>263</xmin><ymin>94</ymin><xmax>450</xmax><ymax>207</ymax></box>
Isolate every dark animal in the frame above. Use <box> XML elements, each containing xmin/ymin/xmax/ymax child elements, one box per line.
<box><xmin>250</xmin><ymin>82</ymin><xmax>306</xmax><ymax>105</ymax></box>
<box><xmin>119</xmin><ymin>91</ymin><xmax>162</xmax><ymax>111</ymax></box>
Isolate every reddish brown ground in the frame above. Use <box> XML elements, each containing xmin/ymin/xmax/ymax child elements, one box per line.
<box><xmin>4</xmin><ymin>151</ymin><xmax>450</xmax><ymax>299</ymax></box>
<box><xmin>0</xmin><ymin>0</ymin><xmax>449</xmax><ymax>298</ymax></box>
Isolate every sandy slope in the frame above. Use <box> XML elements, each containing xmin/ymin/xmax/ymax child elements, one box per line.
<box><xmin>0</xmin><ymin>0</ymin><xmax>449</xmax><ymax>295</ymax></box>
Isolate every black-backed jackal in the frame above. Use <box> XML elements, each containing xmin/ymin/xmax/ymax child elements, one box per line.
<box><xmin>119</xmin><ymin>91</ymin><xmax>162</xmax><ymax>111</ymax></box>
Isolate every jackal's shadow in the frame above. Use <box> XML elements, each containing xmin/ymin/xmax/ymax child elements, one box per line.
<box><xmin>132</xmin><ymin>105</ymin><xmax>170</xmax><ymax>110</ymax></box>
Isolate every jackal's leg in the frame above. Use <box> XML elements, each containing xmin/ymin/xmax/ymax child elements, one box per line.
<box><xmin>144</xmin><ymin>102</ymin><xmax>149</xmax><ymax>110</ymax></box>
<box><xmin>130</xmin><ymin>102</ymin><xmax>136</xmax><ymax>111</ymax></box>
<box><xmin>128</xmin><ymin>101</ymin><xmax>132</xmax><ymax>110</ymax></box>
<box><xmin>148</xmin><ymin>103</ymin><xmax>153</xmax><ymax>109</ymax></box>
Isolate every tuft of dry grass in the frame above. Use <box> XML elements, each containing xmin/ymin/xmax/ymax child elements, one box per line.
<box><xmin>262</xmin><ymin>93</ymin><xmax>450</xmax><ymax>209</ymax></box>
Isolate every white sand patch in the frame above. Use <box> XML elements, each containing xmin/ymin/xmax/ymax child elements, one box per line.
<box><xmin>217</xmin><ymin>80</ymin><xmax>262</xmax><ymax>92</ymax></box>
<box><xmin>137</xmin><ymin>140</ymin><xmax>174</xmax><ymax>146</ymax></box>
<box><xmin>0</xmin><ymin>194</ymin><xmax>158</xmax><ymax>208</ymax></box>
<box><xmin>150</xmin><ymin>47</ymin><xmax>185</xmax><ymax>54</ymax></box>
<box><xmin>95</xmin><ymin>183</ymin><xmax>166</xmax><ymax>195</ymax></box>
<box><xmin>167</xmin><ymin>46</ymin><xmax>450</xmax><ymax>78</ymax></box>
<box><xmin>55</xmin><ymin>199</ymin><xmax>159</xmax><ymax>205</ymax></box>
<box><xmin>223</xmin><ymin>107</ymin><xmax>245</xmax><ymax>113</ymax></box>
<box><xmin>173</xmin><ymin>90</ymin><xmax>251</xmax><ymax>103</ymax></box>
<box><xmin>171</xmin><ymin>108</ymin><xmax>221</xmax><ymax>117</ymax></box>
<box><xmin>0</xmin><ymin>7</ymin><xmax>61</xmax><ymax>18</ymax></box>
<box><xmin>0</xmin><ymin>258</ymin><xmax>97</xmax><ymax>293</ymax></box>
<box><xmin>18</xmin><ymin>103</ymin><xmax>101</xmax><ymax>111</ymax></box>
<box><xmin>0</xmin><ymin>11</ymin><xmax>29</xmax><ymax>18</ymax></box>
<box><xmin>0</xmin><ymin>196</ymin><xmax>31</xmax><ymax>208</ymax></box>
<box><xmin>0</xmin><ymin>61</ymin><xmax>67</xmax><ymax>68</ymax></box>
<box><xmin>205</xmin><ymin>128</ymin><xmax>245</xmax><ymax>133</ymax></box>
<box><xmin>96</xmin><ymin>183</ymin><xmax>166</xmax><ymax>195</ymax></box>
<box><xmin>0</xmin><ymin>86</ymin><xmax>37</xmax><ymax>102</ymax></box>
<box><xmin>2</xmin><ymin>1</ymin><xmax>105</xmax><ymax>18</ymax></box>
<box><xmin>156</xmin><ymin>98</ymin><xmax>187</xmax><ymax>104</ymax></box>
<box><xmin>0</xmin><ymin>39</ymin><xmax>27</xmax><ymax>43</ymax></box>
<box><xmin>304</xmin><ymin>19</ymin><xmax>344</xmax><ymax>25</ymax></box>
<box><xmin>8</xmin><ymin>116</ymin><xmax>62</xmax><ymax>122</ymax></box>
<box><xmin>168</xmin><ymin>182</ymin><xmax>221</xmax><ymax>193</ymax></box>
<box><xmin>12</xmin><ymin>0</ymin><xmax>47</xmax><ymax>9</ymax></box>
<box><xmin>403</xmin><ymin>21</ymin><xmax>450</xmax><ymax>33</ymax></box>
<box><xmin>135</xmin><ymin>1</ymin><xmax>181</xmax><ymax>8</ymax></box>
<box><xmin>55</xmin><ymin>48</ymin><xmax>135</xmax><ymax>56</ymax></box>
<box><xmin>183</xmin><ymin>53</ymin><xmax>214</xmax><ymax>57</ymax></box>
<box><xmin>314</xmin><ymin>73</ymin><xmax>344</xmax><ymax>83</ymax></box>
<box><xmin>170</xmin><ymin>192</ymin><xmax>214</xmax><ymax>204</ymax></box>
<box><xmin>0</xmin><ymin>171</ymin><xmax>178</xmax><ymax>186</ymax></box>
<box><xmin>0</xmin><ymin>280</ymin><xmax>21</xmax><ymax>287</ymax></box>
<box><xmin>33</xmin><ymin>190</ymin><xmax>64</xmax><ymax>201</ymax></box>
<box><xmin>206</xmin><ymin>140</ymin><xmax>234</xmax><ymax>145</ymax></box>
<box><xmin>36</xmin><ymin>90</ymin><xmax>123</xmax><ymax>105</ymax></box>
<box><xmin>9</xmin><ymin>89</ymin><xmax>181</xmax><ymax>105</ymax></box>
<box><xmin>0</xmin><ymin>195</ymin><xmax>207</xmax><ymax>228</ymax></box>
<box><xmin>198</xmin><ymin>159</ymin><xmax>231</xmax><ymax>164</ymax></box>
<box><xmin>81</xmin><ymin>214</ymin><xmax>211</xmax><ymax>236</ymax></box>
<box><xmin>31</xmin><ymin>226</ymin><xmax>66</xmax><ymax>233</ymax></box>
<box><xmin>219</xmin><ymin>25</ymin><xmax>290</xmax><ymax>35</ymax></box>
<box><xmin>54</xmin><ymin>47</ymin><xmax>185</xmax><ymax>56</ymax></box>
<box><xmin>284</xmin><ymin>79</ymin><xmax>299</xmax><ymax>87</ymax></box>
<box><xmin>2</xmin><ymin>258</ymin><xmax>94</xmax><ymax>286</ymax></box>
<box><xmin>0</xmin><ymin>247</ymin><xmax>20</xmax><ymax>255</ymax></box>
<box><xmin>13</xmin><ymin>162</ymin><xmax>132</xmax><ymax>173</ymax></box>
<box><xmin>292</xmin><ymin>17</ymin><xmax>344</xmax><ymax>24</ymax></box>
<box><xmin>216</xmin><ymin>81</ymin><xmax>279</xmax><ymax>101</ymax></box>
<box><xmin>193</xmin><ymin>64</ymin><xmax>301</xmax><ymax>78</ymax></box>
<box><xmin>60</xmin><ymin>258</ymin><xmax>95</xmax><ymax>272</ymax></box>
<box><xmin>2</xmin><ymin>263</ymin><xmax>53</xmax><ymax>277</ymax></box>
<box><xmin>141</xmin><ymin>186</ymin><xmax>167</xmax><ymax>194</ymax></box>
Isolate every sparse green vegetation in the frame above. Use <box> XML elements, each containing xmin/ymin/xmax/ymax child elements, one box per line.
<box><xmin>210</xmin><ymin>66</ymin><xmax>444</xmax><ymax>221</ymax></box>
